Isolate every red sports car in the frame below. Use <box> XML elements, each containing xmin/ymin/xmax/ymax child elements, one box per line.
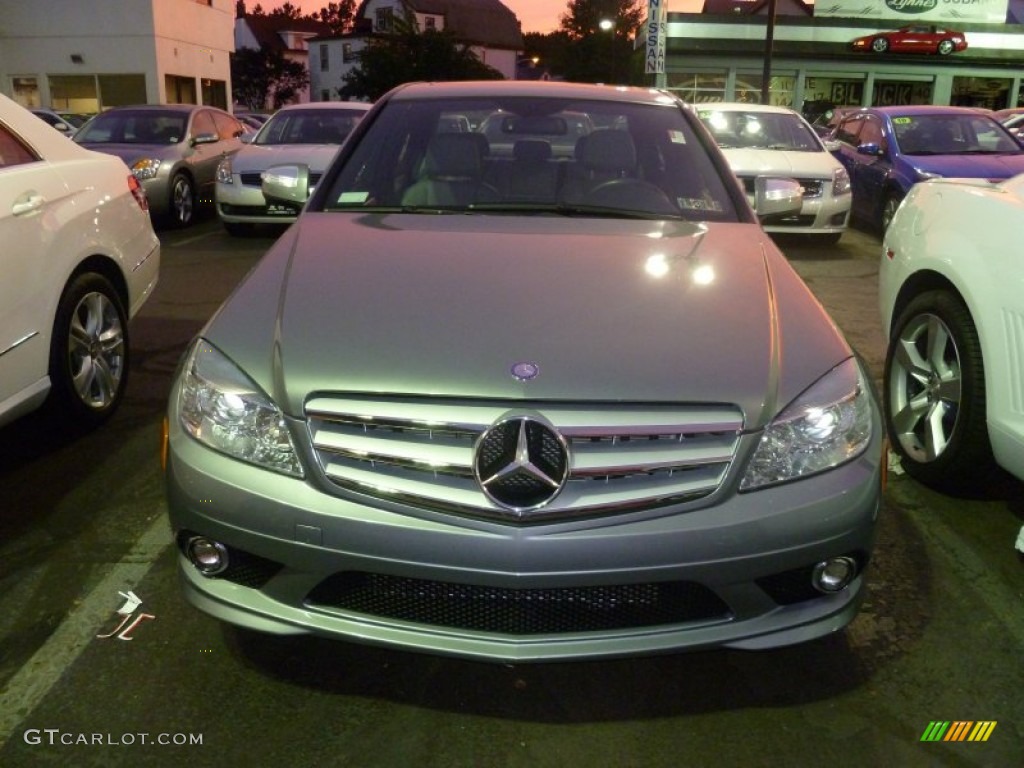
<box><xmin>851</xmin><ymin>25</ymin><xmax>967</xmax><ymax>55</ymax></box>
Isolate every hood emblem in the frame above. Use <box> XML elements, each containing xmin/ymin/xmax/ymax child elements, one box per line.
<box><xmin>510</xmin><ymin>361</ymin><xmax>540</xmax><ymax>382</ymax></box>
<box><xmin>474</xmin><ymin>415</ymin><xmax>569</xmax><ymax>513</ymax></box>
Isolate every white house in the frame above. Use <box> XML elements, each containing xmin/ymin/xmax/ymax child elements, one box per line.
<box><xmin>310</xmin><ymin>0</ymin><xmax>524</xmax><ymax>102</ymax></box>
<box><xmin>0</xmin><ymin>0</ymin><xmax>236</xmax><ymax>111</ymax></box>
<box><xmin>234</xmin><ymin>2</ymin><xmax>333</xmax><ymax>105</ymax></box>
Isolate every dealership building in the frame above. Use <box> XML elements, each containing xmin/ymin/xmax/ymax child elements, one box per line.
<box><xmin>655</xmin><ymin>0</ymin><xmax>1024</xmax><ymax>111</ymax></box>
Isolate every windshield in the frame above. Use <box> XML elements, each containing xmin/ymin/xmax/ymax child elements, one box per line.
<box><xmin>316</xmin><ymin>94</ymin><xmax>738</xmax><ymax>221</ymax></box>
<box><xmin>254</xmin><ymin>108</ymin><xmax>365</xmax><ymax>145</ymax></box>
<box><xmin>697</xmin><ymin>108</ymin><xmax>823</xmax><ymax>152</ymax></box>
<box><xmin>892</xmin><ymin>113</ymin><xmax>1022</xmax><ymax>155</ymax></box>
<box><xmin>75</xmin><ymin>110</ymin><xmax>187</xmax><ymax>145</ymax></box>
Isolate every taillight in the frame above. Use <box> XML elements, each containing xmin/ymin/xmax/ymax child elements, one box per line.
<box><xmin>128</xmin><ymin>174</ymin><xmax>149</xmax><ymax>212</ymax></box>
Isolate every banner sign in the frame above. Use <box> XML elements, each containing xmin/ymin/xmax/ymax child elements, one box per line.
<box><xmin>815</xmin><ymin>0</ymin><xmax>1008</xmax><ymax>24</ymax></box>
<box><xmin>646</xmin><ymin>0</ymin><xmax>668</xmax><ymax>74</ymax></box>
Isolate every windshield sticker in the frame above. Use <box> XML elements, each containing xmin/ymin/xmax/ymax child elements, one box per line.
<box><xmin>668</xmin><ymin>129</ymin><xmax>688</xmax><ymax>144</ymax></box>
<box><xmin>892</xmin><ymin>117</ymin><xmax>913</xmax><ymax>125</ymax></box>
<box><xmin>678</xmin><ymin>197</ymin><xmax>723</xmax><ymax>212</ymax></box>
<box><xmin>338</xmin><ymin>191</ymin><xmax>370</xmax><ymax>204</ymax></box>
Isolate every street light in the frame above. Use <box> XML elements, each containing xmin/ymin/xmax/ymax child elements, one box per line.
<box><xmin>599</xmin><ymin>19</ymin><xmax>616</xmax><ymax>84</ymax></box>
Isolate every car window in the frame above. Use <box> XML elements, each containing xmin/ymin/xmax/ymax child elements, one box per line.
<box><xmin>834</xmin><ymin>116</ymin><xmax>863</xmax><ymax>146</ymax></box>
<box><xmin>892</xmin><ymin>113</ymin><xmax>1021</xmax><ymax>155</ymax></box>
<box><xmin>0</xmin><ymin>123</ymin><xmax>37</xmax><ymax>167</ymax></box>
<box><xmin>317</xmin><ymin>94</ymin><xmax>739</xmax><ymax>221</ymax></box>
<box><xmin>255</xmin><ymin>109</ymin><xmax>365</xmax><ymax>145</ymax></box>
<box><xmin>75</xmin><ymin>110</ymin><xmax>187</xmax><ymax>144</ymax></box>
<box><xmin>191</xmin><ymin>109</ymin><xmax>217</xmax><ymax>139</ymax></box>
<box><xmin>212</xmin><ymin>111</ymin><xmax>244</xmax><ymax>140</ymax></box>
<box><xmin>697</xmin><ymin>109</ymin><xmax>822</xmax><ymax>151</ymax></box>
<box><xmin>858</xmin><ymin>116</ymin><xmax>884</xmax><ymax>148</ymax></box>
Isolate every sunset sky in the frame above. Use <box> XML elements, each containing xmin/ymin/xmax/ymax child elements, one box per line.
<box><xmin>258</xmin><ymin>1</ymin><xmax>698</xmax><ymax>36</ymax></box>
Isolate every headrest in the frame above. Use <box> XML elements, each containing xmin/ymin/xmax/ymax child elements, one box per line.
<box><xmin>581</xmin><ymin>130</ymin><xmax>636</xmax><ymax>173</ymax></box>
<box><xmin>423</xmin><ymin>132</ymin><xmax>484</xmax><ymax>178</ymax></box>
<box><xmin>513</xmin><ymin>139</ymin><xmax>552</xmax><ymax>163</ymax></box>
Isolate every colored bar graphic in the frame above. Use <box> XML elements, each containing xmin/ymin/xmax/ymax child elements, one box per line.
<box><xmin>920</xmin><ymin>721</ymin><xmax>997</xmax><ymax>742</ymax></box>
<box><xmin>920</xmin><ymin>722</ymin><xmax>949</xmax><ymax>742</ymax></box>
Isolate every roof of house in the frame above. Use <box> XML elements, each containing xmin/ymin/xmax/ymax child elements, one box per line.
<box><xmin>352</xmin><ymin>0</ymin><xmax>523</xmax><ymax>49</ymax></box>
<box><xmin>241</xmin><ymin>14</ymin><xmax>334</xmax><ymax>53</ymax></box>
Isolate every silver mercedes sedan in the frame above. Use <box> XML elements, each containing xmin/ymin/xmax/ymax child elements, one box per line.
<box><xmin>164</xmin><ymin>81</ymin><xmax>884</xmax><ymax>662</ymax></box>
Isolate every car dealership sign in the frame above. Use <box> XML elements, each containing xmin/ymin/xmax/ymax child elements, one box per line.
<box><xmin>646</xmin><ymin>0</ymin><xmax>667</xmax><ymax>74</ymax></box>
<box><xmin>815</xmin><ymin>0</ymin><xmax>1008</xmax><ymax>23</ymax></box>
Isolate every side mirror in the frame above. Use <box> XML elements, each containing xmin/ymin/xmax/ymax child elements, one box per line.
<box><xmin>856</xmin><ymin>142</ymin><xmax>884</xmax><ymax>157</ymax></box>
<box><xmin>262</xmin><ymin>164</ymin><xmax>310</xmax><ymax>209</ymax></box>
<box><xmin>755</xmin><ymin>176</ymin><xmax>803</xmax><ymax>221</ymax></box>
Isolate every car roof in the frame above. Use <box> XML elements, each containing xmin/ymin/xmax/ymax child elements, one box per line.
<box><xmin>385</xmin><ymin>80</ymin><xmax>682</xmax><ymax>107</ymax></box>
<box><xmin>275</xmin><ymin>101</ymin><xmax>372</xmax><ymax>113</ymax></box>
<box><xmin>696</xmin><ymin>103</ymin><xmax>800</xmax><ymax>116</ymax></box>
<box><xmin>861</xmin><ymin>105</ymin><xmax>992</xmax><ymax>117</ymax></box>
<box><xmin>97</xmin><ymin>104</ymin><xmax>215</xmax><ymax>114</ymax></box>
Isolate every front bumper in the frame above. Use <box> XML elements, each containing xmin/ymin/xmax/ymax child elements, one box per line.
<box><xmin>216</xmin><ymin>178</ymin><xmax>300</xmax><ymax>225</ymax></box>
<box><xmin>164</xmin><ymin>402</ymin><xmax>883</xmax><ymax>662</ymax></box>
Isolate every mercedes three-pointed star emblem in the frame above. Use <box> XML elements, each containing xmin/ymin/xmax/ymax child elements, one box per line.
<box><xmin>474</xmin><ymin>415</ymin><xmax>569</xmax><ymax>513</ymax></box>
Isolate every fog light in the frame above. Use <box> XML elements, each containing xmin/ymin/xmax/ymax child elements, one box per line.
<box><xmin>187</xmin><ymin>536</ymin><xmax>229</xmax><ymax>576</ymax></box>
<box><xmin>812</xmin><ymin>556</ymin><xmax>857</xmax><ymax>593</ymax></box>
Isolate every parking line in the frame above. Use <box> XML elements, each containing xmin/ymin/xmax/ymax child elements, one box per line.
<box><xmin>0</xmin><ymin>511</ymin><xmax>170</xmax><ymax>748</ymax></box>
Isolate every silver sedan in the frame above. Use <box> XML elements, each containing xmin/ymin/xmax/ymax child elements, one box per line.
<box><xmin>215</xmin><ymin>102</ymin><xmax>371</xmax><ymax>235</ymax></box>
<box><xmin>164</xmin><ymin>81</ymin><xmax>884</xmax><ymax>662</ymax></box>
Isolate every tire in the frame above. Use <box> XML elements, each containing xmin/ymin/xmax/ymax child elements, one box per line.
<box><xmin>169</xmin><ymin>172</ymin><xmax>195</xmax><ymax>228</ymax></box>
<box><xmin>871</xmin><ymin>37</ymin><xmax>889</xmax><ymax>53</ymax></box>
<box><xmin>880</xmin><ymin>191</ymin><xmax>903</xmax><ymax>233</ymax></box>
<box><xmin>48</xmin><ymin>273</ymin><xmax>129</xmax><ymax>428</ymax></box>
<box><xmin>883</xmin><ymin>290</ymin><xmax>994</xmax><ymax>492</ymax></box>
<box><xmin>814</xmin><ymin>232</ymin><xmax>842</xmax><ymax>246</ymax></box>
<box><xmin>937</xmin><ymin>39</ymin><xmax>954</xmax><ymax>55</ymax></box>
<box><xmin>222</xmin><ymin>221</ymin><xmax>253</xmax><ymax>237</ymax></box>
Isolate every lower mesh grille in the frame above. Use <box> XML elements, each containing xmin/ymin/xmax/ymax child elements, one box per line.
<box><xmin>306</xmin><ymin>572</ymin><xmax>732</xmax><ymax>634</ymax></box>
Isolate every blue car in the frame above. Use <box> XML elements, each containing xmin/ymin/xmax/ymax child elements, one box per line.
<box><xmin>827</xmin><ymin>105</ymin><xmax>1024</xmax><ymax>231</ymax></box>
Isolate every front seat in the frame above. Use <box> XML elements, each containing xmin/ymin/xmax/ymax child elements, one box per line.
<box><xmin>402</xmin><ymin>133</ymin><xmax>499</xmax><ymax>207</ymax></box>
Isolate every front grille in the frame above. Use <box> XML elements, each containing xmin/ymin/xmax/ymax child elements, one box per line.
<box><xmin>741</xmin><ymin>176</ymin><xmax>824</xmax><ymax>199</ymax></box>
<box><xmin>239</xmin><ymin>171</ymin><xmax>323</xmax><ymax>188</ymax></box>
<box><xmin>305</xmin><ymin>395</ymin><xmax>743</xmax><ymax>522</ymax></box>
<box><xmin>306</xmin><ymin>572</ymin><xmax>732</xmax><ymax>634</ymax></box>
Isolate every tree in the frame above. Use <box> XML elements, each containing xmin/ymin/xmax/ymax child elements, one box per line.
<box><xmin>339</xmin><ymin>13</ymin><xmax>502</xmax><ymax>102</ymax></box>
<box><xmin>231</xmin><ymin>46</ymin><xmax>310</xmax><ymax>110</ymax></box>
<box><xmin>558</xmin><ymin>0</ymin><xmax>645</xmax><ymax>85</ymax></box>
<box><xmin>247</xmin><ymin>1</ymin><xmax>355</xmax><ymax>35</ymax></box>
<box><xmin>309</xmin><ymin>1</ymin><xmax>357</xmax><ymax>36</ymax></box>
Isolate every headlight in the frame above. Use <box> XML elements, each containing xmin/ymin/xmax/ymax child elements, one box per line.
<box><xmin>740</xmin><ymin>357</ymin><xmax>873</xmax><ymax>490</ymax></box>
<box><xmin>131</xmin><ymin>158</ymin><xmax>162</xmax><ymax>180</ymax></box>
<box><xmin>832</xmin><ymin>167</ymin><xmax>851</xmax><ymax>196</ymax></box>
<box><xmin>216</xmin><ymin>157</ymin><xmax>234</xmax><ymax>185</ymax></box>
<box><xmin>177</xmin><ymin>339</ymin><xmax>303</xmax><ymax>477</ymax></box>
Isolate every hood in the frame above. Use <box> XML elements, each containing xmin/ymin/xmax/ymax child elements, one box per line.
<box><xmin>204</xmin><ymin>214</ymin><xmax>852</xmax><ymax>428</ymax></box>
<box><xmin>230</xmin><ymin>144</ymin><xmax>341</xmax><ymax>174</ymax></box>
<box><xmin>906</xmin><ymin>152</ymin><xmax>1024</xmax><ymax>179</ymax></box>
<box><xmin>722</xmin><ymin>148</ymin><xmax>839</xmax><ymax>178</ymax></box>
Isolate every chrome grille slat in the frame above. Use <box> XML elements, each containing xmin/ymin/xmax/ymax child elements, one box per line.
<box><xmin>306</xmin><ymin>396</ymin><xmax>743</xmax><ymax>522</ymax></box>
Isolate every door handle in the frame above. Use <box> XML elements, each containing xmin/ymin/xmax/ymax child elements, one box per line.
<box><xmin>12</xmin><ymin>193</ymin><xmax>44</xmax><ymax>216</ymax></box>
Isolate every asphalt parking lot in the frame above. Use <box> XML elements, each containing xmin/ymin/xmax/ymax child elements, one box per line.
<box><xmin>0</xmin><ymin>216</ymin><xmax>1021</xmax><ymax>767</ymax></box>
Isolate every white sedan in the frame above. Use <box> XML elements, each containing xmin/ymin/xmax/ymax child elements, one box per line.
<box><xmin>215</xmin><ymin>101</ymin><xmax>371</xmax><ymax>235</ymax></box>
<box><xmin>697</xmin><ymin>103</ymin><xmax>851</xmax><ymax>244</ymax></box>
<box><xmin>0</xmin><ymin>94</ymin><xmax>160</xmax><ymax>428</ymax></box>
<box><xmin>879</xmin><ymin>173</ymin><xmax>1024</xmax><ymax>491</ymax></box>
